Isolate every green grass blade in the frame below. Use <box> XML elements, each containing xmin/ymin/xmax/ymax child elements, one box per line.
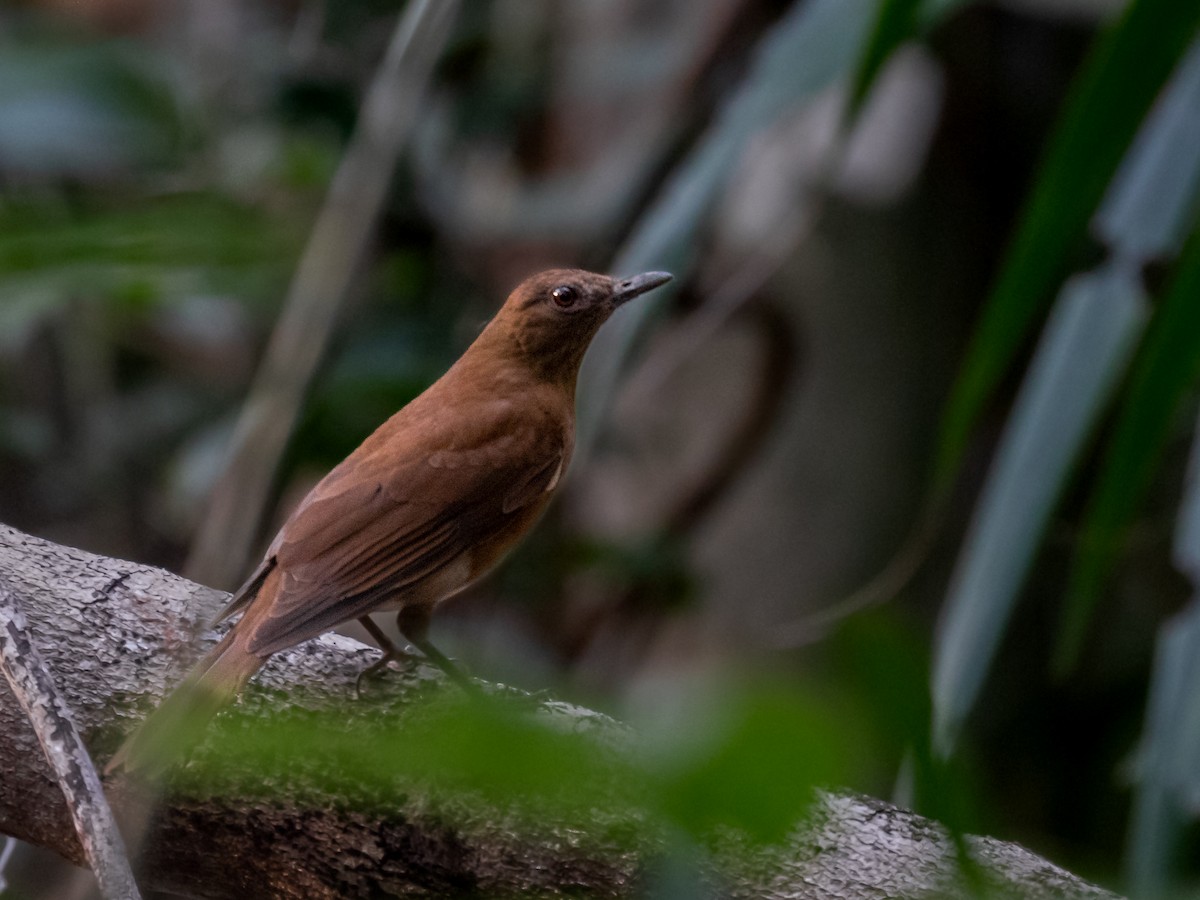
<box><xmin>1094</xmin><ymin>41</ymin><xmax>1200</xmax><ymax>259</ymax></box>
<box><xmin>848</xmin><ymin>0</ymin><xmax>979</xmax><ymax>120</ymax></box>
<box><xmin>1058</xmin><ymin>228</ymin><xmax>1200</xmax><ymax>673</ymax></box>
<box><xmin>1125</xmin><ymin>600</ymin><xmax>1200</xmax><ymax>896</ymax></box>
<box><xmin>931</xmin><ymin>264</ymin><xmax>1147</xmax><ymax>757</ymax></box>
<box><xmin>847</xmin><ymin>0</ymin><xmax>924</xmax><ymax>118</ymax></box>
<box><xmin>933</xmin><ymin>0</ymin><xmax>1200</xmax><ymax>489</ymax></box>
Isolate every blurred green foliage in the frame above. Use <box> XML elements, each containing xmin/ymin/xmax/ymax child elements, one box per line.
<box><xmin>179</xmin><ymin>670</ymin><xmax>885</xmax><ymax>854</ymax></box>
<box><xmin>1063</xmin><ymin>230</ymin><xmax>1200</xmax><ymax>669</ymax></box>
<box><xmin>0</xmin><ymin>194</ymin><xmax>302</xmax><ymax>332</ymax></box>
<box><xmin>847</xmin><ymin>0</ymin><xmax>923</xmax><ymax>119</ymax></box>
<box><xmin>927</xmin><ymin>0</ymin><xmax>1200</xmax><ymax>892</ymax></box>
<box><xmin>934</xmin><ymin>0</ymin><xmax>1200</xmax><ymax>489</ymax></box>
<box><xmin>0</xmin><ymin>37</ymin><xmax>182</xmax><ymax>174</ymax></box>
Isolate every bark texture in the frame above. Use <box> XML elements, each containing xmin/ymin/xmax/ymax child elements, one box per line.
<box><xmin>0</xmin><ymin>583</ymin><xmax>141</xmax><ymax>899</ymax></box>
<box><xmin>0</xmin><ymin>523</ymin><xmax>1120</xmax><ymax>898</ymax></box>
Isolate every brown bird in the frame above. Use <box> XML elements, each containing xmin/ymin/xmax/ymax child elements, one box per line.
<box><xmin>108</xmin><ymin>267</ymin><xmax>672</xmax><ymax>775</ymax></box>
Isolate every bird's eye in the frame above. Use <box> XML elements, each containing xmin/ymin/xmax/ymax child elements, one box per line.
<box><xmin>551</xmin><ymin>285</ymin><xmax>578</xmax><ymax>308</ymax></box>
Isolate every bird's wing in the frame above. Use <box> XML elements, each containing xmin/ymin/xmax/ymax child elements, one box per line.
<box><xmin>212</xmin><ymin>557</ymin><xmax>274</xmax><ymax>625</ymax></box>
<box><xmin>242</xmin><ymin>404</ymin><xmax>565</xmax><ymax>655</ymax></box>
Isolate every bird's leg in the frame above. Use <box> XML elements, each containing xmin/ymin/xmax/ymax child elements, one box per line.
<box><xmin>357</xmin><ymin>615</ymin><xmax>400</xmax><ymax>656</ymax></box>
<box><xmin>397</xmin><ymin>605</ymin><xmax>482</xmax><ymax>698</ymax></box>
<box><xmin>354</xmin><ymin>615</ymin><xmax>420</xmax><ymax>697</ymax></box>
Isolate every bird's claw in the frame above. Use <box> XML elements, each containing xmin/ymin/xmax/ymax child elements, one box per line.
<box><xmin>354</xmin><ymin>650</ymin><xmax>419</xmax><ymax>699</ymax></box>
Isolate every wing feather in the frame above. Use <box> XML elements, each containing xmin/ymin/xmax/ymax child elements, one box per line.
<box><xmin>242</xmin><ymin>402</ymin><xmax>566</xmax><ymax>655</ymax></box>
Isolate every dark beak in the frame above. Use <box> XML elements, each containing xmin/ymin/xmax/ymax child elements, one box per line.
<box><xmin>612</xmin><ymin>271</ymin><xmax>673</xmax><ymax>306</ymax></box>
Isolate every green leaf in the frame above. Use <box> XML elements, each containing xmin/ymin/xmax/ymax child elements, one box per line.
<box><xmin>847</xmin><ymin>0</ymin><xmax>924</xmax><ymax>119</ymax></box>
<box><xmin>1125</xmin><ymin>601</ymin><xmax>1200</xmax><ymax>896</ymax></box>
<box><xmin>1124</xmin><ymin>398</ymin><xmax>1200</xmax><ymax>897</ymax></box>
<box><xmin>186</xmin><ymin>696</ymin><xmax>640</xmax><ymax>832</ymax></box>
<box><xmin>1058</xmin><ymin>227</ymin><xmax>1200</xmax><ymax>673</ymax></box>
<box><xmin>1094</xmin><ymin>41</ymin><xmax>1200</xmax><ymax>260</ymax></box>
<box><xmin>933</xmin><ymin>0</ymin><xmax>1200</xmax><ymax>489</ymax></box>
<box><xmin>186</xmin><ymin>679</ymin><xmax>873</xmax><ymax>847</ymax></box>
<box><xmin>642</xmin><ymin>681</ymin><xmax>870</xmax><ymax>843</ymax></box>
<box><xmin>931</xmin><ymin>264</ymin><xmax>1147</xmax><ymax>756</ymax></box>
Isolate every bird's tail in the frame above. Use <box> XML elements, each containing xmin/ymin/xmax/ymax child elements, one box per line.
<box><xmin>105</xmin><ymin>626</ymin><xmax>265</xmax><ymax>778</ymax></box>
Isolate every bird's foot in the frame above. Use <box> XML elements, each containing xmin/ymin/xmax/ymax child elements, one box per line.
<box><xmin>493</xmin><ymin>685</ymin><xmax>555</xmax><ymax>712</ymax></box>
<box><xmin>354</xmin><ymin>649</ymin><xmax>420</xmax><ymax>698</ymax></box>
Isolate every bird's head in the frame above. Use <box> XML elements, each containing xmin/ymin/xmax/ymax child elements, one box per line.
<box><xmin>485</xmin><ymin>268</ymin><xmax>673</xmax><ymax>384</ymax></box>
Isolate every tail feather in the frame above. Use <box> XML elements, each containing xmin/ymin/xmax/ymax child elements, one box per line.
<box><xmin>106</xmin><ymin>630</ymin><xmax>264</xmax><ymax>778</ymax></box>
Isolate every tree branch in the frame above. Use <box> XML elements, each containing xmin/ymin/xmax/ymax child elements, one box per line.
<box><xmin>0</xmin><ymin>579</ymin><xmax>141</xmax><ymax>900</ymax></box>
<box><xmin>0</xmin><ymin>523</ymin><xmax>1119</xmax><ymax>899</ymax></box>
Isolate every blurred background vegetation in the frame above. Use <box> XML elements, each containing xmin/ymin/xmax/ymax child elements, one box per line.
<box><xmin>2</xmin><ymin>0</ymin><xmax>1200</xmax><ymax>896</ymax></box>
